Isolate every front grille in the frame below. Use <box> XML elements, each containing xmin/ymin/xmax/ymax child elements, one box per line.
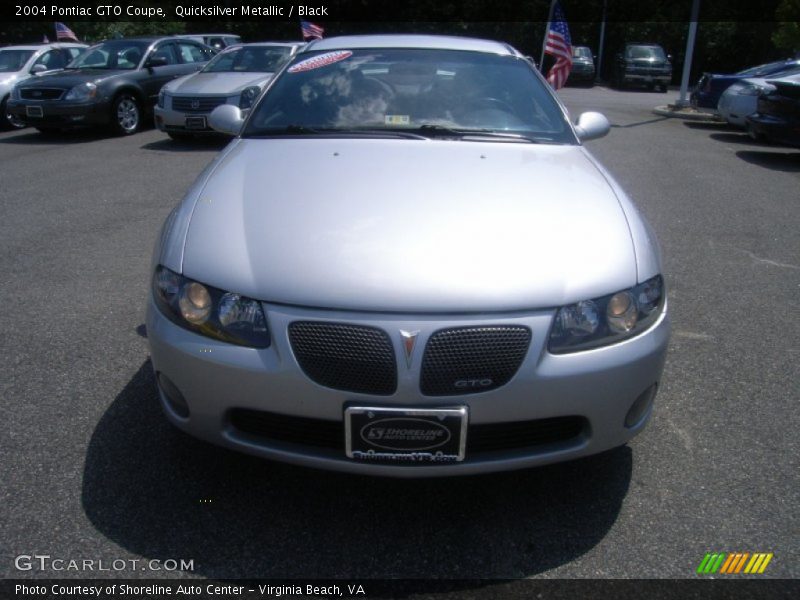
<box><xmin>229</xmin><ymin>409</ymin><xmax>586</xmax><ymax>455</ymax></box>
<box><xmin>20</xmin><ymin>88</ymin><xmax>64</xmax><ymax>100</ymax></box>
<box><xmin>420</xmin><ymin>326</ymin><xmax>531</xmax><ymax>396</ymax></box>
<box><xmin>288</xmin><ymin>322</ymin><xmax>397</xmax><ymax>395</ymax></box>
<box><xmin>171</xmin><ymin>96</ymin><xmax>227</xmax><ymax>112</ymax></box>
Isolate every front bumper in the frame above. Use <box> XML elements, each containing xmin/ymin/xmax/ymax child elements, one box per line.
<box><xmin>746</xmin><ymin>113</ymin><xmax>800</xmax><ymax>147</ymax></box>
<box><xmin>7</xmin><ymin>98</ymin><xmax>111</xmax><ymax>128</ymax></box>
<box><xmin>154</xmin><ymin>103</ymin><xmax>243</xmax><ymax>135</ymax></box>
<box><xmin>622</xmin><ymin>73</ymin><xmax>671</xmax><ymax>85</ymax></box>
<box><xmin>146</xmin><ymin>295</ymin><xmax>670</xmax><ymax>477</ymax></box>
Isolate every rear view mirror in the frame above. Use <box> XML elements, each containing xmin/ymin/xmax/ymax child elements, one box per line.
<box><xmin>209</xmin><ymin>104</ymin><xmax>244</xmax><ymax>136</ymax></box>
<box><xmin>147</xmin><ymin>56</ymin><xmax>168</xmax><ymax>68</ymax></box>
<box><xmin>574</xmin><ymin>112</ymin><xmax>610</xmax><ymax>142</ymax></box>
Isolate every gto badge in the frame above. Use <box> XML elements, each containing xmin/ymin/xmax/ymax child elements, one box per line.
<box><xmin>399</xmin><ymin>330</ymin><xmax>419</xmax><ymax>368</ymax></box>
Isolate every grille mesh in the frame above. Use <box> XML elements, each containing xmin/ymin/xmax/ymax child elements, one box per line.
<box><xmin>21</xmin><ymin>88</ymin><xmax>64</xmax><ymax>100</ymax></box>
<box><xmin>171</xmin><ymin>96</ymin><xmax>227</xmax><ymax>112</ymax></box>
<box><xmin>288</xmin><ymin>322</ymin><xmax>397</xmax><ymax>395</ymax></box>
<box><xmin>421</xmin><ymin>326</ymin><xmax>531</xmax><ymax>396</ymax></box>
<box><xmin>229</xmin><ymin>408</ymin><xmax>586</xmax><ymax>455</ymax></box>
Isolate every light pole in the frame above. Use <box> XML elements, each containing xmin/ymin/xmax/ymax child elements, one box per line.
<box><xmin>676</xmin><ymin>0</ymin><xmax>700</xmax><ymax>107</ymax></box>
<box><xmin>596</xmin><ymin>0</ymin><xmax>607</xmax><ymax>83</ymax></box>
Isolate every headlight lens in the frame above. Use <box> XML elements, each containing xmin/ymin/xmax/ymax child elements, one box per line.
<box><xmin>153</xmin><ymin>265</ymin><xmax>270</xmax><ymax>348</ymax></box>
<box><xmin>738</xmin><ymin>84</ymin><xmax>767</xmax><ymax>96</ymax></box>
<box><xmin>549</xmin><ymin>275</ymin><xmax>664</xmax><ymax>353</ymax></box>
<box><xmin>157</xmin><ymin>88</ymin><xmax>166</xmax><ymax>108</ymax></box>
<box><xmin>64</xmin><ymin>82</ymin><xmax>97</xmax><ymax>101</ymax></box>
<box><xmin>238</xmin><ymin>86</ymin><xmax>260</xmax><ymax>109</ymax></box>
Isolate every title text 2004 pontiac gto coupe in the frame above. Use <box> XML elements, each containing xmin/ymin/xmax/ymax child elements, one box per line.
<box><xmin>146</xmin><ymin>35</ymin><xmax>670</xmax><ymax>476</ymax></box>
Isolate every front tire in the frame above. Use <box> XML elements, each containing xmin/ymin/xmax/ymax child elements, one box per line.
<box><xmin>0</xmin><ymin>97</ymin><xmax>26</xmax><ymax>130</ymax></box>
<box><xmin>111</xmin><ymin>94</ymin><xmax>140</xmax><ymax>136</ymax></box>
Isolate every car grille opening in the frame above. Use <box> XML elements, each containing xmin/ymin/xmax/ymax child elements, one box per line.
<box><xmin>20</xmin><ymin>88</ymin><xmax>64</xmax><ymax>100</ymax></box>
<box><xmin>288</xmin><ymin>322</ymin><xmax>397</xmax><ymax>395</ymax></box>
<box><xmin>171</xmin><ymin>96</ymin><xmax>227</xmax><ymax>112</ymax></box>
<box><xmin>229</xmin><ymin>409</ymin><xmax>587</xmax><ymax>456</ymax></box>
<box><xmin>420</xmin><ymin>326</ymin><xmax>532</xmax><ymax>396</ymax></box>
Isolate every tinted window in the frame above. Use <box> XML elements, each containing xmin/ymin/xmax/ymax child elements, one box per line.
<box><xmin>203</xmin><ymin>45</ymin><xmax>293</xmax><ymax>73</ymax></box>
<box><xmin>0</xmin><ymin>49</ymin><xmax>34</xmax><ymax>72</ymax></box>
<box><xmin>150</xmin><ymin>43</ymin><xmax>178</xmax><ymax>66</ymax></box>
<box><xmin>66</xmin><ymin>47</ymin><xmax>84</xmax><ymax>60</ymax></box>
<box><xmin>572</xmin><ymin>47</ymin><xmax>592</xmax><ymax>59</ymax></box>
<box><xmin>626</xmin><ymin>46</ymin><xmax>666</xmax><ymax>61</ymax></box>
<box><xmin>69</xmin><ymin>40</ymin><xmax>149</xmax><ymax>70</ymax></box>
<box><xmin>737</xmin><ymin>60</ymin><xmax>795</xmax><ymax>77</ymax></box>
<box><xmin>33</xmin><ymin>49</ymin><xmax>67</xmax><ymax>71</ymax></box>
<box><xmin>246</xmin><ymin>48</ymin><xmax>574</xmax><ymax>143</ymax></box>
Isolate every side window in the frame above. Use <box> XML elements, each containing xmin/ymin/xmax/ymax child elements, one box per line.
<box><xmin>149</xmin><ymin>43</ymin><xmax>178</xmax><ymax>66</ymax></box>
<box><xmin>177</xmin><ymin>42</ymin><xmax>206</xmax><ymax>64</ymax></box>
<box><xmin>33</xmin><ymin>49</ymin><xmax>66</xmax><ymax>71</ymax></box>
<box><xmin>67</xmin><ymin>47</ymin><xmax>83</xmax><ymax>61</ymax></box>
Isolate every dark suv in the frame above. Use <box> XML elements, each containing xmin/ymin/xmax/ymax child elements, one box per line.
<box><xmin>613</xmin><ymin>43</ymin><xmax>672</xmax><ymax>92</ymax></box>
<box><xmin>8</xmin><ymin>37</ymin><xmax>214</xmax><ymax>135</ymax></box>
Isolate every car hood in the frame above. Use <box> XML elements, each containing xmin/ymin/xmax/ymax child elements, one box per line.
<box><xmin>166</xmin><ymin>71</ymin><xmax>273</xmax><ymax>94</ymax></box>
<box><xmin>180</xmin><ymin>139</ymin><xmax>638</xmax><ymax>312</ymax></box>
<box><xmin>15</xmin><ymin>68</ymin><xmax>124</xmax><ymax>88</ymax></box>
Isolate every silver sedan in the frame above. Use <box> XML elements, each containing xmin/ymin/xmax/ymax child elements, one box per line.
<box><xmin>154</xmin><ymin>42</ymin><xmax>303</xmax><ymax>139</ymax></box>
<box><xmin>147</xmin><ymin>35</ymin><xmax>670</xmax><ymax>476</ymax></box>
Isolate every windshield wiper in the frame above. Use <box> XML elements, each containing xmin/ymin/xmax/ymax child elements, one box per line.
<box><xmin>248</xmin><ymin>126</ymin><xmax>428</xmax><ymax>140</ymax></box>
<box><xmin>416</xmin><ymin>124</ymin><xmax>542</xmax><ymax>142</ymax></box>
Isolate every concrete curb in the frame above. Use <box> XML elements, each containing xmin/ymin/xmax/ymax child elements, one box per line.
<box><xmin>653</xmin><ymin>105</ymin><xmax>725</xmax><ymax>123</ymax></box>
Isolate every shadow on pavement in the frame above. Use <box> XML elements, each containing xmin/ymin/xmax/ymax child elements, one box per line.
<box><xmin>611</xmin><ymin>116</ymin><xmax>669</xmax><ymax>129</ymax></box>
<box><xmin>683</xmin><ymin>121</ymin><xmax>737</xmax><ymax>131</ymax></box>
<box><xmin>0</xmin><ymin>128</ymin><xmax>112</xmax><ymax>145</ymax></box>
<box><xmin>82</xmin><ymin>361</ymin><xmax>632</xmax><ymax>580</ymax></box>
<box><xmin>141</xmin><ymin>136</ymin><xmax>230</xmax><ymax>153</ymax></box>
<box><xmin>709</xmin><ymin>132</ymin><xmax>767</xmax><ymax>146</ymax></box>
<box><xmin>735</xmin><ymin>150</ymin><xmax>800</xmax><ymax>173</ymax></box>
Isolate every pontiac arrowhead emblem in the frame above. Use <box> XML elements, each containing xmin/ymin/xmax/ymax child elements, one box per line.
<box><xmin>399</xmin><ymin>330</ymin><xmax>419</xmax><ymax>368</ymax></box>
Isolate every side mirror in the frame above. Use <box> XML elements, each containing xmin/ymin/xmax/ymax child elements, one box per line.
<box><xmin>574</xmin><ymin>111</ymin><xmax>610</xmax><ymax>142</ymax></box>
<box><xmin>209</xmin><ymin>104</ymin><xmax>244</xmax><ymax>136</ymax></box>
<box><xmin>30</xmin><ymin>64</ymin><xmax>47</xmax><ymax>74</ymax></box>
<box><xmin>147</xmin><ymin>56</ymin><xmax>169</xmax><ymax>68</ymax></box>
<box><xmin>667</xmin><ymin>54</ymin><xmax>673</xmax><ymax>61</ymax></box>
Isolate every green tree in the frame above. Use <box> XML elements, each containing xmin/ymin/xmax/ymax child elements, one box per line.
<box><xmin>772</xmin><ymin>0</ymin><xmax>800</xmax><ymax>55</ymax></box>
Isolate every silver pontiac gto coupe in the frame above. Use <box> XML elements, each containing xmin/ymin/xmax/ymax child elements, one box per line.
<box><xmin>147</xmin><ymin>35</ymin><xmax>670</xmax><ymax>476</ymax></box>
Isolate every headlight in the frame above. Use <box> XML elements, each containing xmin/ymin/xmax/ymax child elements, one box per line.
<box><xmin>158</xmin><ymin>88</ymin><xmax>167</xmax><ymax>108</ymax></box>
<box><xmin>549</xmin><ymin>275</ymin><xmax>664</xmax><ymax>353</ymax></box>
<box><xmin>152</xmin><ymin>265</ymin><xmax>270</xmax><ymax>348</ymax></box>
<box><xmin>238</xmin><ymin>86</ymin><xmax>260</xmax><ymax>109</ymax></box>
<box><xmin>64</xmin><ymin>82</ymin><xmax>97</xmax><ymax>101</ymax></box>
<box><xmin>738</xmin><ymin>84</ymin><xmax>767</xmax><ymax>96</ymax></box>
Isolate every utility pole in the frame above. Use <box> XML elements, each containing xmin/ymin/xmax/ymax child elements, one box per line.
<box><xmin>676</xmin><ymin>0</ymin><xmax>700</xmax><ymax>107</ymax></box>
<box><xmin>596</xmin><ymin>0</ymin><xmax>607</xmax><ymax>83</ymax></box>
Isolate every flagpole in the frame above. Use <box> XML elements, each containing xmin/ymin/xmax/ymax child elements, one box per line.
<box><xmin>539</xmin><ymin>0</ymin><xmax>556</xmax><ymax>72</ymax></box>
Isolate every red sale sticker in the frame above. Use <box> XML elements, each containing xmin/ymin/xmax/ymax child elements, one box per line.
<box><xmin>287</xmin><ymin>50</ymin><xmax>353</xmax><ymax>73</ymax></box>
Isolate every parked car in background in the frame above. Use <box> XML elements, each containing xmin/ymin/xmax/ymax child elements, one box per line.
<box><xmin>147</xmin><ymin>35</ymin><xmax>669</xmax><ymax>476</ymax></box>
<box><xmin>746</xmin><ymin>80</ymin><xmax>800</xmax><ymax>147</ymax></box>
<box><xmin>155</xmin><ymin>42</ymin><xmax>303</xmax><ymax>140</ymax></box>
<box><xmin>0</xmin><ymin>42</ymin><xmax>87</xmax><ymax>129</ymax></box>
<box><xmin>717</xmin><ymin>68</ymin><xmax>800</xmax><ymax>127</ymax></box>
<box><xmin>613</xmin><ymin>43</ymin><xmax>671</xmax><ymax>92</ymax></box>
<box><xmin>568</xmin><ymin>46</ymin><xmax>595</xmax><ymax>86</ymax></box>
<box><xmin>8</xmin><ymin>37</ymin><xmax>213</xmax><ymax>135</ymax></box>
<box><xmin>691</xmin><ymin>58</ymin><xmax>800</xmax><ymax>110</ymax></box>
<box><xmin>177</xmin><ymin>34</ymin><xmax>242</xmax><ymax>50</ymax></box>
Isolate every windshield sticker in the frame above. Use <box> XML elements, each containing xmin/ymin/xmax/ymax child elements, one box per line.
<box><xmin>288</xmin><ymin>51</ymin><xmax>353</xmax><ymax>73</ymax></box>
<box><xmin>385</xmin><ymin>115</ymin><xmax>410</xmax><ymax>126</ymax></box>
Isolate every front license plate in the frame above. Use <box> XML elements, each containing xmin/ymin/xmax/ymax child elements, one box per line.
<box><xmin>345</xmin><ymin>406</ymin><xmax>468</xmax><ymax>463</ymax></box>
<box><xmin>26</xmin><ymin>106</ymin><xmax>43</xmax><ymax>118</ymax></box>
<box><xmin>185</xmin><ymin>116</ymin><xmax>206</xmax><ymax>129</ymax></box>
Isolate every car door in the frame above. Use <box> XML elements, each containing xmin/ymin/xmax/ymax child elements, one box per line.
<box><xmin>140</xmin><ymin>42</ymin><xmax>185</xmax><ymax>106</ymax></box>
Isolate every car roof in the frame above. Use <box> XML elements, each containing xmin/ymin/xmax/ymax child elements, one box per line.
<box><xmin>231</xmin><ymin>41</ymin><xmax>304</xmax><ymax>48</ymax></box>
<box><xmin>301</xmin><ymin>34</ymin><xmax>521</xmax><ymax>56</ymax></box>
<box><xmin>1</xmin><ymin>42</ymin><xmax>86</xmax><ymax>50</ymax></box>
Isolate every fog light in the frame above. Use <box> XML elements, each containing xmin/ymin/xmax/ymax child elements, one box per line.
<box><xmin>625</xmin><ymin>384</ymin><xmax>657</xmax><ymax>428</ymax></box>
<box><xmin>157</xmin><ymin>373</ymin><xmax>190</xmax><ymax>418</ymax></box>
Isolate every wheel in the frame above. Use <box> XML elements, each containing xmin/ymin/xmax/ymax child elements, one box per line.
<box><xmin>111</xmin><ymin>94</ymin><xmax>140</xmax><ymax>135</ymax></box>
<box><xmin>0</xmin><ymin>97</ymin><xmax>26</xmax><ymax>130</ymax></box>
<box><xmin>167</xmin><ymin>131</ymin><xmax>193</xmax><ymax>141</ymax></box>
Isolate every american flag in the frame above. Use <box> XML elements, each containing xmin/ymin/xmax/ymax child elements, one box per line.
<box><xmin>55</xmin><ymin>22</ymin><xmax>79</xmax><ymax>42</ymax></box>
<box><xmin>544</xmin><ymin>2</ymin><xmax>573</xmax><ymax>90</ymax></box>
<box><xmin>300</xmin><ymin>20</ymin><xmax>324</xmax><ymax>41</ymax></box>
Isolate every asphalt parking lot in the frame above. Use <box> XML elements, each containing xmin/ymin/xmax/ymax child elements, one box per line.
<box><xmin>1</xmin><ymin>85</ymin><xmax>798</xmax><ymax>581</ymax></box>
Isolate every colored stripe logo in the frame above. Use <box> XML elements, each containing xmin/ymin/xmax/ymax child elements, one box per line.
<box><xmin>697</xmin><ymin>552</ymin><xmax>773</xmax><ymax>574</ymax></box>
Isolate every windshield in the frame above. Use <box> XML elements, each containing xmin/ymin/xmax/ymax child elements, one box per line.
<box><xmin>67</xmin><ymin>40</ymin><xmax>149</xmax><ymax>70</ymax></box>
<box><xmin>573</xmin><ymin>47</ymin><xmax>592</xmax><ymax>59</ymax></box>
<box><xmin>0</xmin><ymin>49</ymin><xmax>35</xmax><ymax>73</ymax></box>
<box><xmin>203</xmin><ymin>45</ymin><xmax>293</xmax><ymax>73</ymax></box>
<box><xmin>626</xmin><ymin>46</ymin><xmax>667</xmax><ymax>61</ymax></box>
<box><xmin>244</xmin><ymin>48</ymin><xmax>574</xmax><ymax>143</ymax></box>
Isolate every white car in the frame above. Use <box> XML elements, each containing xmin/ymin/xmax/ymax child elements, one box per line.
<box><xmin>0</xmin><ymin>42</ymin><xmax>87</xmax><ymax>129</ymax></box>
<box><xmin>155</xmin><ymin>42</ymin><xmax>303</xmax><ymax>140</ymax></box>
<box><xmin>717</xmin><ymin>69</ymin><xmax>800</xmax><ymax>127</ymax></box>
